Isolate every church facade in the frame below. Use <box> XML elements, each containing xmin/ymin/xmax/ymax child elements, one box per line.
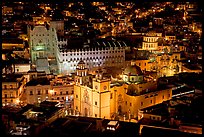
<box><xmin>74</xmin><ymin>61</ymin><xmax>172</xmax><ymax>120</ymax></box>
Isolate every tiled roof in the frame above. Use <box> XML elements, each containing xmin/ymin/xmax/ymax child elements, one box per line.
<box><xmin>26</xmin><ymin>78</ymin><xmax>50</xmax><ymax>86</ymax></box>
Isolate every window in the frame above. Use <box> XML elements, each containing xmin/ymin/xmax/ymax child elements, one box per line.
<box><xmin>95</xmin><ymin>101</ymin><xmax>97</xmax><ymax>105</ymax></box>
<box><xmin>110</xmin><ymin>93</ymin><xmax>113</xmax><ymax>99</ymax></box>
<box><xmin>60</xmin><ymin>91</ymin><xmax>62</xmax><ymax>95</ymax></box>
<box><xmin>66</xmin><ymin>91</ymin><xmax>68</xmax><ymax>94</ymax></box>
<box><xmin>168</xmin><ymin>94</ymin><xmax>170</xmax><ymax>98</ymax></box>
<box><xmin>5</xmin><ymin>94</ymin><xmax>7</xmax><ymax>98</ymax></box>
<box><xmin>46</xmin><ymin>90</ymin><xmax>48</xmax><ymax>94</ymax></box>
<box><xmin>126</xmin><ymin>101</ymin><xmax>127</xmax><ymax>105</ymax></box>
<box><xmin>62</xmin><ymin>97</ymin><xmax>64</xmax><ymax>100</ymax></box>
<box><xmin>103</xmin><ymin>86</ymin><xmax>107</xmax><ymax>90</ymax></box>
<box><xmin>95</xmin><ymin>114</ymin><xmax>97</xmax><ymax>117</ymax></box>
<box><xmin>30</xmin><ymin>91</ymin><xmax>33</xmax><ymax>95</ymax></box>
<box><xmin>57</xmin><ymin>97</ymin><xmax>59</xmax><ymax>100</ymax></box>
<box><xmin>76</xmin><ymin>95</ymin><xmax>78</xmax><ymax>98</ymax></box>
<box><xmin>150</xmin><ymin>100</ymin><xmax>152</xmax><ymax>104</ymax></box>
<box><xmin>4</xmin><ymin>85</ymin><xmax>7</xmax><ymax>89</ymax></box>
<box><xmin>38</xmin><ymin>91</ymin><xmax>41</xmax><ymax>95</ymax></box>
<box><xmin>54</xmin><ymin>92</ymin><xmax>57</xmax><ymax>95</ymax></box>
<box><xmin>162</xmin><ymin>95</ymin><xmax>164</xmax><ymax>99</ymax></box>
<box><xmin>141</xmin><ymin>102</ymin><xmax>143</xmax><ymax>106</ymax></box>
<box><xmin>76</xmin><ymin>106</ymin><xmax>78</xmax><ymax>110</ymax></box>
<box><xmin>139</xmin><ymin>63</ymin><xmax>141</xmax><ymax>66</ymax></box>
<box><xmin>130</xmin><ymin>103</ymin><xmax>132</xmax><ymax>106</ymax></box>
<box><xmin>10</xmin><ymin>85</ymin><xmax>13</xmax><ymax>89</ymax></box>
<box><xmin>132</xmin><ymin>77</ymin><xmax>134</xmax><ymax>81</ymax></box>
<box><xmin>72</xmin><ymin>90</ymin><xmax>74</xmax><ymax>94</ymax></box>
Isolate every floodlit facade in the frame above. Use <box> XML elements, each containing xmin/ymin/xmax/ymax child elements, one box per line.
<box><xmin>28</xmin><ymin>23</ymin><xmax>127</xmax><ymax>75</ymax></box>
<box><xmin>25</xmin><ymin>76</ymin><xmax>75</xmax><ymax>105</ymax></box>
<box><xmin>74</xmin><ymin>61</ymin><xmax>173</xmax><ymax>119</ymax></box>
<box><xmin>28</xmin><ymin>25</ymin><xmax>61</xmax><ymax>74</ymax></box>
<box><xmin>25</xmin><ymin>77</ymin><xmax>51</xmax><ymax>104</ymax></box>
<box><xmin>2</xmin><ymin>74</ymin><xmax>26</xmax><ymax>106</ymax></box>
<box><xmin>142</xmin><ymin>31</ymin><xmax>162</xmax><ymax>51</ymax></box>
<box><xmin>151</xmin><ymin>52</ymin><xmax>182</xmax><ymax>77</ymax></box>
<box><xmin>59</xmin><ymin>39</ymin><xmax>127</xmax><ymax>74</ymax></box>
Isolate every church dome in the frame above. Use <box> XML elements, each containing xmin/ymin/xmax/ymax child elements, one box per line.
<box><xmin>123</xmin><ymin>65</ymin><xmax>142</xmax><ymax>76</ymax></box>
<box><xmin>76</xmin><ymin>60</ymin><xmax>86</xmax><ymax>70</ymax></box>
<box><xmin>77</xmin><ymin>60</ymin><xmax>85</xmax><ymax>65</ymax></box>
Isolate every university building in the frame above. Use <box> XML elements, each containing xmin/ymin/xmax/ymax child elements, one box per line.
<box><xmin>28</xmin><ymin>23</ymin><xmax>128</xmax><ymax>75</ymax></box>
<box><xmin>59</xmin><ymin>38</ymin><xmax>127</xmax><ymax>74</ymax></box>
<box><xmin>27</xmin><ymin>24</ymin><xmax>61</xmax><ymax>74</ymax></box>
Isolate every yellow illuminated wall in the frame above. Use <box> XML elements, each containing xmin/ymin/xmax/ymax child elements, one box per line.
<box><xmin>2</xmin><ymin>43</ymin><xmax>24</xmax><ymax>50</ymax></box>
<box><xmin>2</xmin><ymin>76</ymin><xmax>26</xmax><ymax>106</ymax></box>
<box><xmin>75</xmin><ymin>76</ymin><xmax>172</xmax><ymax>119</ymax></box>
<box><xmin>135</xmin><ymin>60</ymin><xmax>151</xmax><ymax>72</ymax></box>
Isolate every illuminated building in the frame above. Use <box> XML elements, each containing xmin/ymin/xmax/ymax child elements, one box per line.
<box><xmin>149</xmin><ymin>52</ymin><xmax>182</xmax><ymax>77</ymax></box>
<box><xmin>2</xmin><ymin>38</ymin><xmax>25</xmax><ymax>50</ymax></box>
<box><xmin>128</xmin><ymin>52</ymin><xmax>182</xmax><ymax>77</ymax></box>
<box><xmin>13</xmin><ymin>48</ymin><xmax>30</xmax><ymax>60</ymax></box>
<box><xmin>164</xmin><ymin>35</ymin><xmax>176</xmax><ymax>41</ymax></box>
<box><xmin>25</xmin><ymin>75</ymin><xmax>75</xmax><ymax>105</ymax></box>
<box><xmin>2</xmin><ymin>74</ymin><xmax>26</xmax><ymax>106</ymax></box>
<box><xmin>2</xmin><ymin>6</ymin><xmax>13</xmax><ymax>15</ymax></box>
<box><xmin>74</xmin><ymin>61</ymin><xmax>172</xmax><ymax>119</ymax></box>
<box><xmin>12</xmin><ymin>60</ymin><xmax>31</xmax><ymax>74</ymax></box>
<box><xmin>32</xmin><ymin>16</ymin><xmax>52</xmax><ymax>25</ymax></box>
<box><xmin>141</xmin><ymin>31</ymin><xmax>162</xmax><ymax>51</ymax></box>
<box><xmin>50</xmin><ymin>75</ymin><xmax>75</xmax><ymax>108</ymax></box>
<box><xmin>28</xmin><ymin>24</ymin><xmax>61</xmax><ymax>74</ymax></box>
<box><xmin>135</xmin><ymin>59</ymin><xmax>151</xmax><ymax>72</ymax></box>
<box><xmin>59</xmin><ymin>39</ymin><xmax>127</xmax><ymax>74</ymax></box>
<box><xmin>28</xmin><ymin>22</ymin><xmax>127</xmax><ymax>75</ymax></box>
<box><xmin>181</xmin><ymin>65</ymin><xmax>202</xmax><ymax>73</ymax></box>
<box><xmin>132</xmin><ymin>42</ymin><xmax>183</xmax><ymax>77</ymax></box>
<box><xmin>153</xmin><ymin>17</ymin><xmax>163</xmax><ymax>26</ymax></box>
<box><xmin>25</xmin><ymin>77</ymin><xmax>51</xmax><ymax>104</ymax></box>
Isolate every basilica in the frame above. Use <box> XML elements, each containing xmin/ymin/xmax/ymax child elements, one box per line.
<box><xmin>74</xmin><ymin>60</ymin><xmax>172</xmax><ymax>120</ymax></box>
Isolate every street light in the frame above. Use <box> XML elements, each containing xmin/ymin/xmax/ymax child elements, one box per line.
<box><xmin>16</xmin><ymin>98</ymin><xmax>20</xmax><ymax>106</ymax></box>
<box><xmin>49</xmin><ymin>89</ymin><xmax>54</xmax><ymax>96</ymax></box>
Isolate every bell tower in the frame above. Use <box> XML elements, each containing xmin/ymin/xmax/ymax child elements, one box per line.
<box><xmin>92</xmin><ymin>68</ymin><xmax>111</xmax><ymax>118</ymax></box>
<box><xmin>75</xmin><ymin>60</ymin><xmax>88</xmax><ymax>85</ymax></box>
<box><xmin>93</xmin><ymin>69</ymin><xmax>111</xmax><ymax>92</ymax></box>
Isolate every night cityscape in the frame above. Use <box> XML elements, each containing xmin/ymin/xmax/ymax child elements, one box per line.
<box><xmin>2</xmin><ymin>1</ymin><xmax>203</xmax><ymax>137</ymax></box>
